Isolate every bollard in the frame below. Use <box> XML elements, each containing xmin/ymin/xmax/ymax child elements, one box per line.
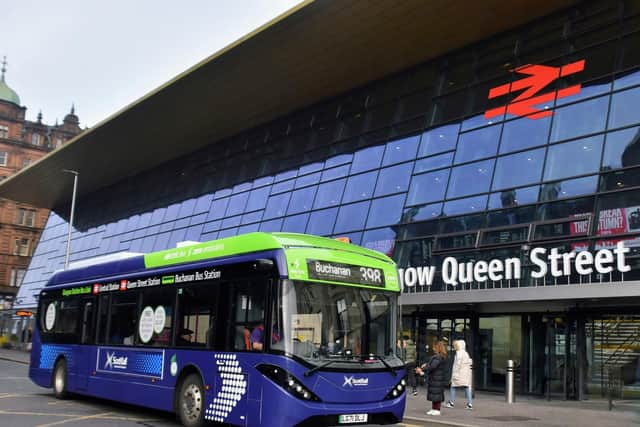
<box><xmin>506</xmin><ymin>359</ymin><xmax>516</xmax><ymax>404</ymax></box>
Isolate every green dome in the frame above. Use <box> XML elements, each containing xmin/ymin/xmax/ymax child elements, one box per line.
<box><xmin>0</xmin><ymin>79</ymin><xmax>20</xmax><ymax>105</ymax></box>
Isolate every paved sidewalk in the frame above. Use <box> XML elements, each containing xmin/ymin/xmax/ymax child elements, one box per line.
<box><xmin>403</xmin><ymin>387</ymin><xmax>640</xmax><ymax>427</ymax></box>
<box><xmin>0</xmin><ymin>347</ymin><xmax>30</xmax><ymax>364</ymax></box>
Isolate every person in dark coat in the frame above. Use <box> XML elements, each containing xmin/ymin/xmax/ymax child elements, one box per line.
<box><xmin>416</xmin><ymin>340</ymin><xmax>448</xmax><ymax>416</ymax></box>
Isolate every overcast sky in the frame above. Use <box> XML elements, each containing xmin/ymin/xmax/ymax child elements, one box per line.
<box><xmin>2</xmin><ymin>0</ymin><xmax>301</xmax><ymax>128</ymax></box>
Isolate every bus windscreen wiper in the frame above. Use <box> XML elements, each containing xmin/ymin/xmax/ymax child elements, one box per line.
<box><xmin>365</xmin><ymin>354</ymin><xmax>397</xmax><ymax>376</ymax></box>
<box><xmin>304</xmin><ymin>358</ymin><xmax>359</xmax><ymax>377</ymax></box>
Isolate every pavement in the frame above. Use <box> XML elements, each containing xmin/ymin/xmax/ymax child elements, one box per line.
<box><xmin>0</xmin><ymin>348</ymin><xmax>638</xmax><ymax>426</ymax></box>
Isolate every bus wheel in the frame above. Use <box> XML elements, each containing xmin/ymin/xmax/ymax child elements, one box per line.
<box><xmin>53</xmin><ymin>359</ymin><xmax>69</xmax><ymax>399</ymax></box>
<box><xmin>178</xmin><ymin>373</ymin><xmax>205</xmax><ymax>427</ymax></box>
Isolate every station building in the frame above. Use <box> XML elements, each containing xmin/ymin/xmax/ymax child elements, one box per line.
<box><xmin>3</xmin><ymin>0</ymin><xmax>640</xmax><ymax>400</ymax></box>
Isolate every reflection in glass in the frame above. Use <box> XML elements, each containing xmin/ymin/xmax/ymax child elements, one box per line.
<box><xmin>447</xmin><ymin>159</ymin><xmax>494</xmax><ymax>198</ymax></box>
<box><xmin>382</xmin><ymin>134</ymin><xmax>420</xmax><ymax>166</ymax></box>
<box><xmin>492</xmin><ymin>148</ymin><xmax>545</xmax><ymax>190</ymax></box>
<box><xmin>443</xmin><ymin>195</ymin><xmax>488</xmax><ymax>216</ymax></box>
<box><xmin>366</xmin><ymin>194</ymin><xmax>405</xmax><ymax>228</ymax></box>
<box><xmin>602</xmin><ymin>127</ymin><xmax>640</xmax><ymax>170</ymax></box>
<box><xmin>543</xmin><ymin>136</ymin><xmax>603</xmax><ymax>181</ymax></box>
<box><xmin>608</xmin><ymin>86</ymin><xmax>640</xmax><ymax>130</ymax></box>
<box><xmin>343</xmin><ymin>171</ymin><xmax>377</xmax><ymax>203</ymax></box>
<box><xmin>334</xmin><ymin>201</ymin><xmax>369</xmax><ymax>234</ymax></box>
<box><xmin>401</xmin><ymin>203</ymin><xmax>442</xmax><ymax>223</ymax></box>
<box><xmin>488</xmin><ymin>186</ymin><xmax>539</xmax><ymax>209</ymax></box>
<box><xmin>306</xmin><ymin>208</ymin><xmax>338</xmax><ymax>236</ymax></box>
<box><xmin>418</xmin><ymin>123</ymin><xmax>459</xmax><ymax>157</ymax></box>
<box><xmin>500</xmin><ymin>114</ymin><xmax>551</xmax><ymax>154</ymax></box>
<box><xmin>362</xmin><ymin>227</ymin><xmax>397</xmax><ymax>256</ymax></box>
<box><xmin>351</xmin><ymin>145</ymin><xmax>384</xmax><ymax>174</ymax></box>
<box><xmin>407</xmin><ymin>169</ymin><xmax>449</xmax><ymax>205</ymax></box>
<box><xmin>374</xmin><ymin>163</ymin><xmax>412</xmax><ymax>197</ymax></box>
<box><xmin>455</xmin><ymin>124</ymin><xmax>501</xmax><ymax>163</ymax></box>
<box><xmin>549</xmin><ymin>96</ymin><xmax>608</xmax><ymax>142</ymax></box>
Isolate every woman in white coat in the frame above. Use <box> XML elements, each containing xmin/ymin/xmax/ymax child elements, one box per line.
<box><xmin>445</xmin><ymin>340</ymin><xmax>473</xmax><ymax>410</ymax></box>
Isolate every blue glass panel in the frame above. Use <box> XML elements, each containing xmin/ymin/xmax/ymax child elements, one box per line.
<box><xmin>461</xmin><ymin>112</ymin><xmax>504</xmax><ymax>132</ymax></box>
<box><xmin>221</xmin><ymin>216</ymin><xmax>242</xmax><ymax>229</ymax></box>
<box><xmin>407</xmin><ymin>169</ymin><xmax>449</xmax><ymax>205</ymax></box>
<box><xmin>158</xmin><ymin>221</ymin><xmax>173</xmax><ymax>234</ymax></box>
<box><xmin>207</xmin><ymin>198</ymin><xmax>229</xmax><ymax>221</ymax></box>
<box><xmin>218</xmin><ymin>228</ymin><xmax>238</xmax><ymax>239</ymax></box>
<box><xmin>189</xmin><ymin>213</ymin><xmax>208</xmax><ymax>226</ymax></box>
<box><xmin>488</xmin><ymin>186</ymin><xmax>539</xmax><ymax>209</ymax></box>
<box><xmin>201</xmin><ymin>231</ymin><xmax>219</xmax><ymax>241</ymax></box>
<box><xmin>232</xmin><ymin>182</ymin><xmax>252</xmax><ymax>194</ymax></box>
<box><xmin>259</xmin><ymin>218</ymin><xmax>283</xmax><ymax>232</ymax></box>
<box><xmin>443</xmin><ymin>195</ymin><xmax>488</xmax><ymax>216</ymax></box>
<box><xmin>366</xmin><ymin>194</ymin><xmax>405</xmax><ymax>228</ymax></box>
<box><xmin>153</xmin><ymin>232</ymin><xmax>171</xmax><ymax>251</ymax></box>
<box><xmin>351</xmin><ymin>145</ymin><xmax>384</xmax><ymax>174</ymax></box>
<box><xmin>282</xmin><ymin>213</ymin><xmax>309</xmax><ymax>233</ymax></box>
<box><xmin>543</xmin><ymin>136</ymin><xmax>604</xmax><ymax>181</ymax></box>
<box><xmin>264</xmin><ymin>193</ymin><xmax>291</xmax><ymax>219</ymax></box>
<box><xmin>382</xmin><ymin>134</ymin><xmax>420</xmax><ymax>166</ymax></box>
<box><xmin>245</xmin><ymin>187</ymin><xmax>270</xmax><ymax>212</ymax></box>
<box><xmin>213</xmin><ymin>188</ymin><xmax>232</xmax><ymax>199</ymax></box>
<box><xmin>287</xmin><ymin>186</ymin><xmax>317</xmax><ymax>215</ymax></box>
<box><xmin>150</xmin><ymin>208</ymin><xmax>167</xmax><ymax>226</ymax></box>
<box><xmin>447</xmin><ymin>159</ymin><xmax>495</xmax><ymax>198</ymax></box>
<box><xmin>306</xmin><ymin>208</ymin><xmax>338</xmax><ymax>236</ymax></box>
<box><xmin>238</xmin><ymin>223</ymin><xmax>260</xmax><ymax>234</ymax></box>
<box><xmin>549</xmin><ymin>96</ymin><xmax>609</xmax><ymax>142</ymax></box>
<box><xmin>418</xmin><ymin>123</ymin><xmax>459</xmax><ymax>157</ymax></box>
<box><xmin>193</xmin><ymin>194</ymin><xmax>213</xmax><ymax>214</ymax></box>
<box><xmin>455</xmin><ymin>124</ymin><xmax>501</xmax><ymax>163</ymax></box>
<box><xmin>556</xmin><ymin>80</ymin><xmax>611</xmax><ymax>106</ymax></box>
<box><xmin>321</xmin><ymin>165</ymin><xmax>349</xmax><ymax>182</ymax></box>
<box><xmin>271</xmin><ymin>179</ymin><xmax>295</xmax><ymax>194</ymax></box>
<box><xmin>168</xmin><ymin>228</ymin><xmax>187</xmax><ymax>247</ymax></box>
<box><xmin>614</xmin><ymin>69</ymin><xmax>640</xmax><ymax>90</ymax></box>
<box><xmin>177</xmin><ymin>199</ymin><xmax>197</xmax><ymax>218</ymax></box>
<box><xmin>362</xmin><ymin>227</ymin><xmax>397</xmax><ymax>256</ymax></box>
<box><xmin>225</xmin><ymin>193</ymin><xmax>249</xmax><ymax>217</ymax></box>
<box><xmin>144</xmin><ymin>225</ymin><xmax>160</xmax><ymax>237</ymax></box>
<box><xmin>252</xmin><ymin>176</ymin><xmax>274</xmax><ymax>188</ymax></box>
<box><xmin>374</xmin><ymin>163</ymin><xmax>412</xmax><ymax>197</ymax></box>
<box><xmin>184</xmin><ymin>224</ymin><xmax>204</xmax><ymax>242</ymax></box>
<box><xmin>114</xmin><ymin>218</ymin><xmax>129</xmax><ymax>234</ymax></box>
<box><xmin>602</xmin><ymin>127</ymin><xmax>640</xmax><ymax>170</ymax></box>
<box><xmin>274</xmin><ymin>170</ymin><xmax>297</xmax><ymax>182</ymax></box>
<box><xmin>343</xmin><ymin>171</ymin><xmax>377</xmax><ymax>203</ymax></box>
<box><xmin>500</xmin><ymin>114</ymin><xmax>551</xmax><ymax>154</ymax></box>
<box><xmin>401</xmin><ymin>203</ymin><xmax>442</xmax><ymax>222</ymax></box>
<box><xmin>202</xmin><ymin>220</ymin><xmax>221</xmax><ymax>234</ymax></box>
<box><xmin>492</xmin><ymin>148</ymin><xmax>545</xmax><ymax>190</ymax></box>
<box><xmin>126</xmin><ymin>215</ymin><xmax>141</xmax><ymax>232</ymax></box>
<box><xmin>129</xmin><ymin>238</ymin><xmax>144</xmax><ymax>253</ymax></box>
<box><xmin>241</xmin><ymin>210</ymin><xmax>263</xmax><ymax>225</ymax></box>
<box><xmin>539</xmin><ymin>176</ymin><xmax>598</xmax><ymax>201</ymax></box>
<box><xmin>325</xmin><ymin>153</ymin><xmax>353</xmax><ymax>168</ymax></box>
<box><xmin>609</xmin><ymin>86</ymin><xmax>640</xmax><ymax>130</ymax></box>
<box><xmin>414</xmin><ymin>152</ymin><xmax>453</xmax><ymax>174</ymax></box>
<box><xmin>137</xmin><ymin>212</ymin><xmax>152</xmax><ymax>229</ymax></box>
<box><xmin>175</xmin><ymin>218</ymin><xmax>190</xmax><ymax>229</ymax></box>
<box><xmin>299</xmin><ymin>162</ymin><xmax>323</xmax><ymax>175</ymax></box>
<box><xmin>314</xmin><ymin>179</ymin><xmax>346</xmax><ymax>209</ymax></box>
<box><xmin>294</xmin><ymin>172</ymin><xmax>321</xmax><ymax>189</ymax></box>
<box><xmin>334</xmin><ymin>201</ymin><xmax>370</xmax><ymax>234</ymax></box>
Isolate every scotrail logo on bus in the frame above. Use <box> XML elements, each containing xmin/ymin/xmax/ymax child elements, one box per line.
<box><xmin>104</xmin><ymin>352</ymin><xmax>128</xmax><ymax>370</ymax></box>
<box><xmin>343</xmin><ymin>376</ymin><xmax>369</xmax><ymax>387</ymax></box>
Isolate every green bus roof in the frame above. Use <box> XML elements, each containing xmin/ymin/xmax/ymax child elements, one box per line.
<box><xmin>144</xmin><ymin>232</ymin><xmax>399</xmax><ymax>291</ymax></box>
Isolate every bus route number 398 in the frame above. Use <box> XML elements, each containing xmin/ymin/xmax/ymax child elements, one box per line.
<box><xmin>359</xmin><ymin>267</ymin><xmax>382</xmax><ymax>284</ymax></box>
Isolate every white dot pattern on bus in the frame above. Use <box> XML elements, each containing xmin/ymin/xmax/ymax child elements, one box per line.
<box><xmin>205</xmin><ymin>353</ymin><xmax>247</xmax><ymax>423</ymax></box>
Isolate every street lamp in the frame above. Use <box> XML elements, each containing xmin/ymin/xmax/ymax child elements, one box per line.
<box><xmin>63</xmin><ymin>169</ymin><xmax>79</xmax><ymax>270</ymax></box>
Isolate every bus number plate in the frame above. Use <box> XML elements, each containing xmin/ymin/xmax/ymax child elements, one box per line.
<box><xmin>338</xmin><ymin>414</ymin><xmax>368</xmax><ymax>424</ymax></box>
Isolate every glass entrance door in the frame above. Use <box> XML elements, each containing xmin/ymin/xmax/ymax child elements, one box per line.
<box><xmin>477</xmin><ymin>316</ymin><xmax>522</xmax><ymax>392</ymax></box>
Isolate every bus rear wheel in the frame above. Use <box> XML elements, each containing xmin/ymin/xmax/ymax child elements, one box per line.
<box><xmin>178</xmin><ymin>373</ymin><xmax>205</xmax><ymax>427</ymax></box>
<box><xmin>53</xmin><ymin>359</ymin><xmax>69</xmax><ymax>399</ymax></box>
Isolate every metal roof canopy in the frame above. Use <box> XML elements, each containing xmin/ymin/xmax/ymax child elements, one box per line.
<box><xmin>0</xmin><ymin>0</ymin><xmax>576</xmax><ymax>209</ymax></box>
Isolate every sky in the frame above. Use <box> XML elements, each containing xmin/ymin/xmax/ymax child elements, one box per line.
<box><xmin>2</xmin><ymin>0</ymin><xmax>301</xmax><ymax>128</ymax></box>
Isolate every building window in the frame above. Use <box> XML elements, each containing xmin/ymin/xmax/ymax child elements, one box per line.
<box><xmin>14</xmin><ymin>238</ymin><xmax>30</xmax><ymax>256</ymax></box>
<box><xmin>0</xmin><ymin>125</ymin><xmax>8</xmax><ymax>138</ymax></box>
<box><xmin>31</xmin><ymin>133</ymin><xmax>40</xmax><ymax>146</ymax></box>
<box><xmin>22</xmin><ymin>158</ymin><xmax>32</xmax><ymax>168</ymax></box>
<box><xmin>16</xmin><ymin>208</ymin><xmax>35</xmax><ymax>227</ymax></box>
<box><xmin>0</xmin><ymin>151</ymin><xmax>7</xmax><ymax>166</ymax></box>
<box><xmin>10</xmin><ymin>269</ymin><xmax>26</xmax><ymax>287</ymax></box>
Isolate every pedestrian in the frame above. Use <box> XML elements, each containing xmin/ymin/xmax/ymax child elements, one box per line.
<box><xmin>397</xmin><ymin>335</ymin><xmax>418</xmax><ymax>395</ymax></box>
<box><xmin>416</xmin><ymin>340</ymin><xmax>448</xmax><ymax>416</ymax></box>
<box><xmin>446</xmin><ymin>339</ymin><xmax>473</xmax><ymax>410</ymax></box>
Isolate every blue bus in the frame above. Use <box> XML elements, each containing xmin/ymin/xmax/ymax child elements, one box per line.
<box><xmin>29</xmin><ymin>233</ymin><xmax>406</xmax><ymax>426</ymax></box>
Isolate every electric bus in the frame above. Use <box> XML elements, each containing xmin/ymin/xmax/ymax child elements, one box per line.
<box><xmin>29</xmin><ymin>232</ymin><xmax>406</xmax><ymax>426</ymax></box>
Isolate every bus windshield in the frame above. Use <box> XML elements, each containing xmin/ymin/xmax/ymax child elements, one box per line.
<box><xmin>271</xmin><ymin>279</ymin><xmax>403</xmax><ymax>369</ymax></box>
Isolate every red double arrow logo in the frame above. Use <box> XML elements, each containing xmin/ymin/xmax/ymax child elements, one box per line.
<box><xmin>484</xmin><ymin>59</ymin><xmax>585</xmax><ymax>120</ymax></box>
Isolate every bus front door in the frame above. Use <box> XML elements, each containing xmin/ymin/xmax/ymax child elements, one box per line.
<box><xmin>76</xmin><ymin>298</ymin><xmax>95</xmax><ymax>391</ymax></box>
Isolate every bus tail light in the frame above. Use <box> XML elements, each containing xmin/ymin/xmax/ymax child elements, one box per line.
<box><xmin>384</xmin><ymin>376</ymin><xmax>407</xmax><ymax>400</ymax></box>
<box><xmin>256</xmin><ymin>364</ymin><xmax>321</xmax><ymax>402</ymax></box>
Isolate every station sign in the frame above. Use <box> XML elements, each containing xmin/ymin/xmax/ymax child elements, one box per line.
<box><xmin>399</xmin><ymin>241</ymin><xmax>630</xmax><ymax>289</ymax></box>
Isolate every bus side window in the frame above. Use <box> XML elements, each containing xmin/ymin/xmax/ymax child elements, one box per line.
<box><xmin>177</xmin><ymin>284</ymin><xmax>217</xmax><ymax>348</ymax></box>
<box><xmin>96</xmin><ymin>295</ymin><xmax>109</xmax><ymax>344</ymax></box>
<box><xmin>138</xmin><ymin>288</ymin><xmax>175</xmax><ymax>347</ymax></box>
<box><xmin>230</xmin><ymin>280</ymin><xmax>267</xmax><ymax>351</ymax></box>
<box><xmin>81</xmin><ymin>299</ymin><xmax>95</xmax><ymax>345</ymax></box>
<box><xmin>108</xmin><ymin>293</ymin><xmax>137</xmax><ymax>345</ymax></box>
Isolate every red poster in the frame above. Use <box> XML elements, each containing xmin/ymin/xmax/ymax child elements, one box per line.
<box><xmin>597</xmin><ymin>208</ymin><xmax>627</xmax><ymax>235</ymax></box>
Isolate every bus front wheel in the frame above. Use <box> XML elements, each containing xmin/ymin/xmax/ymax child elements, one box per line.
<box><xmin>178</xmin><ymin>373</ymin><xmax>205</xmax><ymax>427</ymax></box>
<box><xmin>52</xmin><ymin>359</ymin><xmax>69</xmax><ymax>399</ymax></box>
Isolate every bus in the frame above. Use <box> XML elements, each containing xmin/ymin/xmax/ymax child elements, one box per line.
<box><xmin>29</xmin><ymin>232</ymin><xmax>406</xmax><ymax>426</ymax></box>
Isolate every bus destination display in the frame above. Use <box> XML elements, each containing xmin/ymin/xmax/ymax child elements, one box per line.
<box><xmin>307</xmin><ymin>259</ymin><xmax>385</xmax><ymax>287</ymax></box>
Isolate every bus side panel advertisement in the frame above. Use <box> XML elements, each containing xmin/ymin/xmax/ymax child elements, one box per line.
<box><xmin>96</xmin><ymin>347</ymin><xmax>164</xmax><ymax>379</ymax></box>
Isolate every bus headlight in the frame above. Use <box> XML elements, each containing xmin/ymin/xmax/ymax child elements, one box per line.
<box><xmin>384</xmin><ymin>376</ymin><xmax>408</xmax><ymax>400</ymax></box>
<box><xmin>257</xmin><ymin>364</ymin><xmax>321</xmax><ymax>402</ymax></box>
